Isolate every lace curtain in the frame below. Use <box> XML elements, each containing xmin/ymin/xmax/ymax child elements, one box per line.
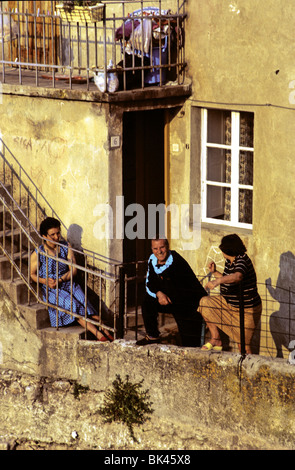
<box><xmin>239</xmin><ymin>114</ymin><xmax>253</xmax><ymax>224</ymax></box>
<box><xmin>224</xmin><ymin>113</ymin><xmax>253</xmax><ymax>224</ymax></box>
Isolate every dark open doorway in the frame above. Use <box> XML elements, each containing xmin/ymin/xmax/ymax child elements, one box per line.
<box><xmin>123</xmin><ymin>109</ymin><xmax>165</xmax><ymax>264</ymax></box>
<box><xmin>122</xmin><ymin>109</ymin><xmax>166</xmax><ymax>309</ymax></box>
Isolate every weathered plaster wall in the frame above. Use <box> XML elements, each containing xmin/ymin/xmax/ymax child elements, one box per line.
<box><xmin>0</xmin><ymin>92</ymin><xmax>118</xmax><ymax>260</ymax></box>
<box><xmin>187</xmin><ymin>0</ymin><xmax>295</xmax><ymax>105</ymax></box>
<box><xmin>0</xmin><ymin>284</ymin><xmax>295</xmax><ymax>450</ymax></box>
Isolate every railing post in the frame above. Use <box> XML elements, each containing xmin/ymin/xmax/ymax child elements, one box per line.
<box><xmin>117</xmin><ymin>266</ymin><xmax>125</xmax><ymax>339</ymax></box>
<box><xmin>239</xmin><ymin>282</ymin><xmax>246</xmax><ymax>356</ymax></box>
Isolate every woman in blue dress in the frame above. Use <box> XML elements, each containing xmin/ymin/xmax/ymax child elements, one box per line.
<box><xmin>30</xmin><ymin>217</ymin><xmax>113</xmax><ymax>342</ymax></box>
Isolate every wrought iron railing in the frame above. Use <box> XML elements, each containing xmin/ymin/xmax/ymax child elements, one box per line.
<box><xmin>0</xmin><ymin>182</ymin><xmax>123</xmax><ymax>339</ymax></box>
<box><xmin>0</xmin><ymin>135</ymin><xmax>126</xmax><ymax>339</ymax></box>
<box><xmin>0</xmin><ymin>0</ymin><xmax>187</xmax><ymax>91</ymax></box>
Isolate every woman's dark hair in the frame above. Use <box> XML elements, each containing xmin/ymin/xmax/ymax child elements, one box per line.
<box><xmin>219</xmin><ymin>234</ymin><xmax>247</xmax><ymax>256</ymax></box>
<box><xmin>40</xmin><ymin>217</ymin><xmax>61</xmax><ymax>237</ymax></box>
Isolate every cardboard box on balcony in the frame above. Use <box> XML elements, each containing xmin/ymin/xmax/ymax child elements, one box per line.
<box><xmin>56</xmin><ymin>3</ymin><xmax>105</xmax><ymax>23</ymax></box>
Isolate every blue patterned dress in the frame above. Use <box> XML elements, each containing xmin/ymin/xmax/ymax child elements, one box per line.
<box><xmin>37</xmin><ymin>242</ymin><xmax>97</xmax><ymax>327</ymax></box>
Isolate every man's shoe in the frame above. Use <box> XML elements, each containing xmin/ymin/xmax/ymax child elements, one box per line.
<box><xmin>136</xmin><ymin>335</ymin><xmax>161</xmax><ymax>346</ymax></box>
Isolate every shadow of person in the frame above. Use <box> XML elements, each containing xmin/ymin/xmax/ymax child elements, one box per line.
<box><xmin>266</xmin><ymin>251</ymin><xmax>295</xmax><ymax>358</ymax></box>
<box><xmin>67</xmin><ymin>224</ymin><xmax>85</xmax><ymax>286</ymax></box>
<box><xmin>67</xmin><ymin>224</ymin><xmax>83</xmax><ymax>250</ymax></box>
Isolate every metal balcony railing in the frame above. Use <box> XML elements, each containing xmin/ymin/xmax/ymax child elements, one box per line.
<box><xmin>0</xmin><ymin>0</ymin><xmax>187</xmax><ymax>92</ymax></box>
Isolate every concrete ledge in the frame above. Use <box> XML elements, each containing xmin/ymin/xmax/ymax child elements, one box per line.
<box><xmin>0</xmin><ymin>339</ymin><xmax>295</xmax><ymax>449</ymax></box>
<box><xmin>0</xmin><ymin>282</ymin><xmax>295</xmax><ymax>449</ymax></box>
<box><xmin>2</xmin><ymin>79</ymin><xmax>192</xmax><ymax>104</ymax></box>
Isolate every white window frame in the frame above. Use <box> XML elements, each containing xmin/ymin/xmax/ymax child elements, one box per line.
<box><xmin>201</xmin><ymin>108</ymin><xmax>253</xmax><ymax>229</ymax></box>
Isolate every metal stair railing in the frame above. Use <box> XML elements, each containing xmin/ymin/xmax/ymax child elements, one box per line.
<box><xmin>0</xmin><ymin>137</ymin><xmax>62</xmax><ymax>233</ymax></box>
<box><xmin>0</xmin><ymin>138</ymin><xmax>119</xmax><ymax>268</ymax></box>
<box><xmin>0</xmin><ymin>177</ymin><xmax>124</xmax><ymax>341</ymax></box>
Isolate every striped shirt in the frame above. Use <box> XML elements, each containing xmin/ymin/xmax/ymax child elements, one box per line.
<box><xmin>220</xmin><ymin>253</ymin><xmax>261</xmax><ymax>308</ymax></box>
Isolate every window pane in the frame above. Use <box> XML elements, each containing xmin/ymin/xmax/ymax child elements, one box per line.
<box><xmin>239</xmin><ymin>151</ymin><xmax>253</xmax><ymax>185</ymax></box>
<box><xmin>207</xmin><ymin>148</ymin><xmax>231</xmax><ymax>183</ymax></box>
<box><xmin>207</xmin><ymin>110</ymin><xmax>231</xmax><ymax>145</ymax></box>
<box><xmin>240</xmin><ymin>112</ymin><xmax>254</xmax><ymax>148</ymax></box>
<box><xmin>207</xmin><ymin>186</ymin><xmax>231</xmax><ymax>220</ymax></box>
<box><xmin>239</xmin><ymin>189</ymin><xmax>252</xmax><ymax>224</ymax></box>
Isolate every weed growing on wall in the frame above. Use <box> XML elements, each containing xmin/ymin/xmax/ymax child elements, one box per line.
<box><xmin>98</xmin><ymin>375</ymin><xmax>154</xmax><ymax>441</ymax></box>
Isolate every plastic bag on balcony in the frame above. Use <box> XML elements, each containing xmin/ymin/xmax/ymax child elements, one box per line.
<box><xmin>0</xmin><ymin>14</ymin><xmax>18</xmax><ymax>42</ymax></box>
<box><xmin>94</xmin><ymin>60</ymin><xmax>119</xmax><ymax>93</ymax></box>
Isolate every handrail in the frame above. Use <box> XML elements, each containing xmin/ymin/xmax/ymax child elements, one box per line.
<box><xmin>0</xmin><ymin>180</ymin><xmax>122</xmax><ymax>337</ymax></box>
<box><xmin>0</xmin><ymin>138</ymin><xmax>122</xmax><ymax>268</ymax></box>
<box><xmin>0</xmin><ymin>189</ymin><xmax>119</xmax><ymax>337</ymax></box>
<box><xmin>0</xmin><ymin>138</ymin><xmax>65</xmax><ymax>231</ymax></box>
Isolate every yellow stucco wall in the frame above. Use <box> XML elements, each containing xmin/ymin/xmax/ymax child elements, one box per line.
<box><xmin>166</xmin><ymin>0</ymin><xmax>295</xmax><ymax>356</ymax></box>
<box><xmin>0</xmin><ymin>92</ymin><xmax>116</xmax><ymax>260</ymax></box>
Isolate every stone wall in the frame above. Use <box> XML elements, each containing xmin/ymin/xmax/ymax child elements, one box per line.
<box><xmin>0</xmin><ymin>285</ymin><xmax>295</xmax><ymax>450</ymax></box>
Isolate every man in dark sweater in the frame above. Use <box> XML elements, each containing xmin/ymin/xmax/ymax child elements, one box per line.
<box><xmin>136</xmin><ymin>238</ymin><xmax>207</xmax><ymax>347</ymax></box>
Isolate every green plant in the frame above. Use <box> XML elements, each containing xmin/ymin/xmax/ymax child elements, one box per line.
<box><xmin>98</xmin><ymin>375</ymin><xmax>154</xmax><ymax>441</ymax></box>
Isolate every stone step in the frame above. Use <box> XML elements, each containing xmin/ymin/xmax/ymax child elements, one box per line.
<box><xmin>0</xmin><ymin>205</ymin><xmax>30</xmax><ymax>229</ymax></box>
<box><xmin>39</xmin><ymin>325</ymin><xmax>86</xmax><ymax>341</ymax></box>
<box><xmin>0</xmin><ymin>252</ymin><xmax>29</xmax><ymax>280</ymax></box>
<box><xmin>0</xmin><ymin>228</ymin><xmax>40</xmax><ymax>253</ymax></box>
<box><xmin>0</xmin><ymin>278</ymin><xmax>30</xmax><ymax>305</ymax></box>
<box><xmin>0</xmin><ymin>184</ymin><xmax>12</xmax><ymax>202</ymax></box>
<box><xmin>18</xmin><ymin>302</ymin><xmax>51</xmax><ymax>330</ymax></box>
<box><xmin>125</xmin><ymin>307</ymin><xmax>144</xmax><ymax>328</ymax></box>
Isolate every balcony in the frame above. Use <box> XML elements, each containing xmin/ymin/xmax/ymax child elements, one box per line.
<box><xmin>0</xmin><ymin>0</ymin><xmax>188</xmax><ymax>99</ymax></box>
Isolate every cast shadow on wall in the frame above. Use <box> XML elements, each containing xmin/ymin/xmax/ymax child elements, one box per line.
<box><xmin>265</xmin><ymin>251</ymin><xmax>295</xmax><ymax>358</ymax></box>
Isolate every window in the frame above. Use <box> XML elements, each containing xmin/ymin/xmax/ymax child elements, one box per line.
<box><xmin>201</xmin><ymin>109</ymin><xmax>254</xmax><ymax>228</ymax></box>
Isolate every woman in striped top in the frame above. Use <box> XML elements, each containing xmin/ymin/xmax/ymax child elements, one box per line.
<box><xmin>199</xmin><ymin>234</ymin><xmax>262</xmax><ymax>354</ymax></box>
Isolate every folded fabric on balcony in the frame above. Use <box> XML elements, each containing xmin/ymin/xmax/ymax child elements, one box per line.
<box><xmin>115</xmin><ymin>19</ymin><xmax>140</xmax><ymax>41</ymax></box>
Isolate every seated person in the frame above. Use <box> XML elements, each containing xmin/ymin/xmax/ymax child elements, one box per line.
<box><xmin>30</xmin><ymin>217</ymin><xmax>113</xmax><ymax>342</ymax></box>
<box><xmin>136</xmin><ymin>237</ymin><xmax>207</xmax><ymax>347</ymax></box>
<box><xmin>199</xmin><ymin>234</ymin><xmax>262</xmax><ymax>354</ymax></box>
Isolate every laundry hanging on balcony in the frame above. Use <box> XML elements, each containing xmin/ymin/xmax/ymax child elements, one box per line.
<box><xmin>115</xmin><ymin>7</ymin><xmax>173</xmax><ymax>88</ymax></box>
<box><xmin>115</xmin><ymin>7</ymin><xmax>171</xmax><ymax>56</ymax></box>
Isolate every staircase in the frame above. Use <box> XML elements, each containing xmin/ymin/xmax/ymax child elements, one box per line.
<box><xmin>0</xmin><ymin>185</ymin><xmax>48</xmax><ymax>326</ymax></box>
<box><xmin>0</xmin><ymin>182</ymin><xmax>87</xmax><ymax>340</ymax></box>
<box><xmin>0</xmin><ymin>138</ymin><xmax>122</xmax><ymax>340</ymax></box>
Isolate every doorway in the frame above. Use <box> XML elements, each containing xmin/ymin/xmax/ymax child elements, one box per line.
<box><xmin>123</xmin><ymin>109</ymin><xmax>166</xmax><ymax>264</ymax></box>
